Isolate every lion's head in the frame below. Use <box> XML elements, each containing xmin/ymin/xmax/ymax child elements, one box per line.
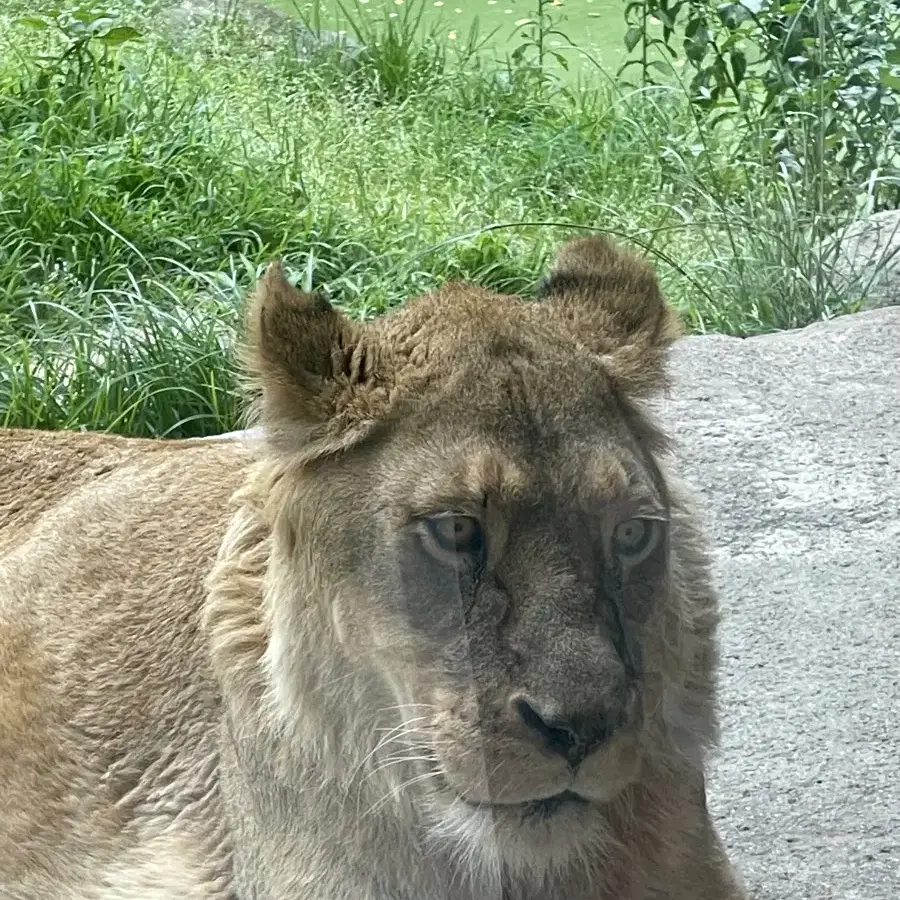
<box><xmin>209</xmin><ymin>235</ymin><xmax>720</xmax><ymax>888</ymax></box>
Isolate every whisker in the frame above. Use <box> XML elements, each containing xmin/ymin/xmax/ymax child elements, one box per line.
<box><xmin>349</xmin><ymin>715</ymin><xmax>436</xmax><ymax>783</ymax></box>
<box><xmin>361</xmin><ymin>769</ymin><xmax>442</xmax><ymax>821</ymax></box>
<box><xmin>365</xmin><ymin>753</ymin><xmax>439</xmax><ymax>781</ymax></box>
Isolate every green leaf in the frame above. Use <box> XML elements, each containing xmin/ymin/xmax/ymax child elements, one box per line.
<box><xmin>72</xmin><ymin>9</ymin><xmax>115</xmax><ymax>23</ymax></box>
<box><xmin>731</xmin><ymin>47</ymin><xmax>747</xmax><ymax>85</ymax></box>
<box><xmin>15</xmin><ymin>16</ymin><xmax>51</xmax><ymax>29</ymax></box>
<box><xmin>624</xmin><ymin>25</ymin><xmax>643</xmax><ymax>53</ymax></box>
<box><xmin>656</xmin><ymin>7</ymin><xmax>677</xmax><ymax>29</ymax></box>
<box><xmin>684</xmin><ymin>31</ymin><xmax>710</xmax><ymax>64</ymax></box>
<box><xmin>96</xmin><ymin>25</ymin><xmax>143</xmax><ymax>45</ymax></box>
<box><xmin>880</xmin><ymin>68</ymin><xmax>900</xmax><ymax>91</ymax></box>
<box><xmin>720</xmin><ymin>31</ymin><xmax>739</xmax><ymax>50</ymax></box>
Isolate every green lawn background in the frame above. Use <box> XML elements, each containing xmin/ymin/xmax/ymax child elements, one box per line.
<box><xmin>268</xmin><ymin>0</ymin><xmax>679</xmax><ymax>81</ymax></box>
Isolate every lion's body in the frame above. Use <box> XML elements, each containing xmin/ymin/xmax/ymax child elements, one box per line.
<box><xmin>0</xmin><ymin>431</ymin><xmax>243</xmax><ymax>899</ymax></box>
<box><xmin>0</xmin><ymin>237</ymin><xmax>747</xmax><ymax>900</ymax></box>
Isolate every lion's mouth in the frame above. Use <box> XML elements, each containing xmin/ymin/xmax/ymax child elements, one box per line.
<box><xmin>462</xmin><ymin>789</ymin><xmax>588</xmax><ymax>819</ymax></box>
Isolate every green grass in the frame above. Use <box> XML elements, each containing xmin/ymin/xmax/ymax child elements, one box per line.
<box><xmin>0</xmin><ymin>2</ymin><xmax>869</xmax><ymax>437</ymax></box>
<box><xmin>268</xmin><ymin>0</ymin><xmax>642</xmax><ymax>80</ymax></box>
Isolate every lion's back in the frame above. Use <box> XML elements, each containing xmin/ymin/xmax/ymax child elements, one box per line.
<box><xmin>0</xmin><ymin>428</ymin><xmax>249</xmax><ymax>895</ymax></box>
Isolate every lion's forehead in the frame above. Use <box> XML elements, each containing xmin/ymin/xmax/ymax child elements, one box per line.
<box><xmin>388</xmin><ymin>367</ymin><xmax>655</xmax><ymax>515</ymax></box>
<box><xmin>396</xmin><ymin>337</ymin><xmax>626</xmax><ymax>440</ymax></box>
<box><xmin>383</xmin><ymin>288</ymin><xmax>616</xmax><ymax>408</ymax></box>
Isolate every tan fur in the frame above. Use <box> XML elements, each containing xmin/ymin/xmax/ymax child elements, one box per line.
<box><xmin>0</xmin><ymin>236</ymin><xmax>747</xmax><ymax>900</ymax></box>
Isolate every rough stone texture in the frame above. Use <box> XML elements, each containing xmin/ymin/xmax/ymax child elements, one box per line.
<box><xmin>655</xmin><ymin>306</ymin><xmax>900</xmax><ymax>899</ymax></box>
<box><xmin>212</xmin><ymin>308</ymin><xmax>900</xmax><ymax>898</ymax></box>
<box><xmin>816</xmin><ymin>209</ymin><xmax>900</xmax><ymax>310</ymax></box>
<box><xmin>152</xmin><ymin>0</ymin><xmax>361</xmax><ymax>60</ymax></box>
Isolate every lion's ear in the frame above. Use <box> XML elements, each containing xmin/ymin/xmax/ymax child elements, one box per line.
<box><xmin>241</xmin><ymin>262</ymin><xmax>387</xmax><ymax>458</ymax></box>
<box><xmin>536</xmin><ymin>235</ymin><xmax>682</xmax><ymax>397</ymax></box>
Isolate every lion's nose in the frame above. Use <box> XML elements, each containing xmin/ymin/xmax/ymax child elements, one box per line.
<box><xmin>511</xmin><ymin>695</ymin><xmax>616</xmax><ymax>766</ymax></box>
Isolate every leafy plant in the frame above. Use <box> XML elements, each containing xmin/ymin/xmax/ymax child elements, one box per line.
<box><xmin>619</xmin><ymin>0</ymin><xmax>900</xmax><ymax>211</ymax></box>
<box><xmin>15</xmin><ymin>4</ymin><xmax>143</xmax><ymax>64</ymax></box>
<box><xmin>510</xmin><ymin>0</ymin><xmax>571</xmax><ymax>74</ymax></box>
<box><xmin>7</xmin><ymin>4</ymin><xmax>143</xmax><ymax>137</ymax></box>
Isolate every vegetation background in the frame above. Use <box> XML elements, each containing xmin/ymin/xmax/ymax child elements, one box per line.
<box><xmin>0</xmin><ymin>0</ymin><xmax>897</xmax><ymax>436</ymax></box>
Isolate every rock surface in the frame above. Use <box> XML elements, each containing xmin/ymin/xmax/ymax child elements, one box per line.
<box><xmin>816</xmin><ymin>209</ymin><xmax>900</xmax><ymax>310</ymax></box>
<box><xmin>212</xmin><ymin>307</ymin><xmax>900</xmax><ymax>898</ymax></box>
<box><xmin>655</xmin><ymin>306</ymin><xmax>900</xmax><ymax>899</ymax></box>
<box><xmin>152</xmin><ymin>0</ymin><xmax>361</xmax><ymax>60</ymax></box>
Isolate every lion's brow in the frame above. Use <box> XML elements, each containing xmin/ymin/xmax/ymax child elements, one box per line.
<box><xmin>403</xmin><ymin>449</ymin><xmax>529</xmax><ymax>517</ymax></box>
<box><xmin>582</xmin><ymin>451</ymin><xmax>631</xmax><ymax>496</ymax></box>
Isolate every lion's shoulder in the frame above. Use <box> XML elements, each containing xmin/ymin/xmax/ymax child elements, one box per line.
<box><xmin>0</xmin><ymin>428</ymin><xmax>248</xmax><ymax>554</ymax></box>
<box><xmin>0</xmin><ymin>428</ymin><xmax>251</xmax><ymax>884</ymax></box>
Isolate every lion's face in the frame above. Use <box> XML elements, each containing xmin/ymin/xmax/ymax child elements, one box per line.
<box><xmin>292</xmin><ymin>336</ymin><xmax>672</xmax><ymax>863</ymax></box>
<box><xmin>242</xmin><ymin>236</ymin><xmax>697</xmax><ymax>874</ymax></box>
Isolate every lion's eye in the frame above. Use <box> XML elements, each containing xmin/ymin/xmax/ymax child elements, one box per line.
<box><xmin>427</xmin><ymin>516</ymin><xmax>482</xmax><ymax>555</ymax></box>
<box><xmin>612</xmin><ymin>518</ymin><xmax>659</xmax><ymax>565</ymax></box>
<box><xmin>420</xmin><ymin>515</ymin><xmax>485</xmax><ymax>567</ymax></box>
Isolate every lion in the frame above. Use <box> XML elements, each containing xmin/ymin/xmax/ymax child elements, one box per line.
<box><xmin>0</xmin><ymin>235</ymin><xmax>747</xmax><ymax>900</ymax></box>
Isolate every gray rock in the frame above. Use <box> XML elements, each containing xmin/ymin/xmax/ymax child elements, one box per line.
<box><xmin>211</xmin><ymin>308</ymin><xmax>900</xmax><ymax>897</ymax></box>
<box><xmin>150</xmin><ymin>0</ymin><xmax>362</xmax><ymax>62</ymax></box>
<box><xmin>199</xmin><ymin>425</ymin><xmax>263</xmax><ymax>441</ymax></box>
<box><xmin>287</xmin><ymin>26</ymin><xmax>363</xmax><ymax>62</ymax></box>
<box><xmin>815</xmin><ymin>209</ymin><xmax>900</xmax><ymax>310</ymax></box>
<box><xmin>150</xmin><ymin>0</ymin><xmax>230</xmax><ymax>34</ymax></box>
<box><xmin>656</xmin><ymin>307</ymin><xmax>900</xmax><ymax>899</ymax></box>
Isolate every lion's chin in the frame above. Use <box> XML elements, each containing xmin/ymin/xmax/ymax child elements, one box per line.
<box><xmin>421</xmin><ymin>784</ymin><xmax>614</xmax><ymax>881</ymax></box>
<box><xmin>461</xmin><ymin>788</ymin><xmax>589</xmax><ymax>819</ymax></box>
